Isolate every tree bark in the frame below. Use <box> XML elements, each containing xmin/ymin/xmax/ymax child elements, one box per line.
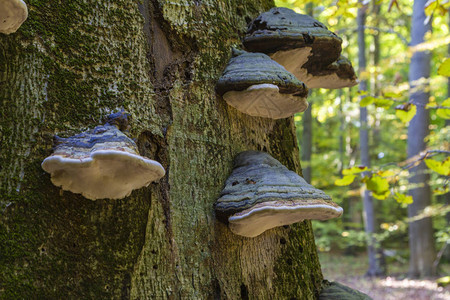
<box><xmin>357</xmin><ymin>1</ymin><xmax>384</xmax><ymax>277</ymax></box>
<box><xmin>407</xmin><ymin>0</ymin><xmax>436</xmax><ymax>278</ymax></box>
<box><xmin>300</xmin><ymin>2</ymin><xmax>314</xmax><ymax>184</ymax></box>
<box><xmin>301</xmin><ymin>103</ymin><xmax>312</xmax><ymax>183</ymax></box>
<box><xmin>0</xmin><ymin>1</ymin><xmax>325</xmax><ymax>299</ymax></box>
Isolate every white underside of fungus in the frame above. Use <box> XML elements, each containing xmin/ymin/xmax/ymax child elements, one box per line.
<box><xmin>0</xmin><ymin>0</ymin><xmax>28</xmax><ymax>34</ymax></box>
<box><xmin>228</xmin><ymin>200</ymin><xmax>344</xmax><ymax>238</ymax></box>
<box><xmin>223</xmin><ymin>83</ymin><xmax>308</xmax><ymax>119</ymax></box>
<box><xmin>271</xmin><ymin>47</ymin><xmax>357</xmax><ymax>89</ymax></box>
<box><xmin>42</xmin><ymin>150</ymin><xmax>165</xmax><ymax>200</ymax></box>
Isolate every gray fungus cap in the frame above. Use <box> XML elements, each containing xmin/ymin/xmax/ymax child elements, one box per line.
<box><xmin>0</xmin><ymin>0</ymin><xmax>28</xmax><ymax>34</ymax></box>
<box><xmin>216</xmin><ymin>49</ymin><xmax>308</xmax><ymax>119</ymax></box>
<box><xmin>243</xmin><ymin>7</ymin><xmax>357</xmax><ymax>89</ymax></box>
<box><xmin>215</xmin><ymin>151</ymin><xmax>343</xmax><ymax>237</ymax></box>
<box><xmin>42</xmin><ymin>123</ymin><xmax>165</xmax><ymax>200</ymax></box>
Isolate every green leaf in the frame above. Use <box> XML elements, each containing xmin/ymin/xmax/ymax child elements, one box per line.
<box><xmin>335</xmin><ymin>175</ymin><xmax>356</xmax><ymax>186</ymax></box>
<box><xmin>342</xmin><ymin>166</ymin><xmax>370</xmax><ymax>175</ymax></box>
<box><xmin>438</xmin><ymin>58</ymin><xmax>450</xmax><ymax>77</ymax></box>
<box><xmin>374</xmin><ymin>98</ymin><xmax>394</xmax><ymax>109</ymax></box>
<box><xmin>377</xmin><ymin>170</ymin><xmax>395</xmax><ymax>177</ymax></box>
<box><xmin>425</xmin><ymin>0</ymin><xmax>437</xmax><ymax>16</ymax></box>
<box><xmin>433</xmin><ymin>186</ymin><xmax>450</xmax><ymax>196</ymax></box>
<box><xmin>360</xmin><ymin>96</ymin><xmax>375</xmax><ymax>107</ymax></box>
<box><xmin>424</xmin><ymin>158</ymin><xmax>450</xmax><ymax>176</ymax></box>
<box><xmin>366</xmin><ymin>176</ymin><xmax>390</xmax><ymax>195</ymax></box>
<box><xmin>372</xmin><ymin>190</ymin><xmax>390</xmax><ymax>200</ymax></box>
<box><xmin>396</xmin><ymin>104</ymin><xmax>417</xmax><ymax>123</ymax></box>
<box><xmin>436</xmin><ymin>98</ymin><xmax>450</xmax><ymax>119</ymax></box>
<box><xmin>394</xmin><ymin>193</ymin><xmax>413</xmax><ymax>204</ymax></box>
<box><xmin>383</xmin><ymin>91</ymin><xmax>403</xmax><ymax>98</ymax></box>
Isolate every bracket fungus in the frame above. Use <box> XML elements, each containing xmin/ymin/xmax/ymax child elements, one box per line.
<box><xmin>216</xmin><ymin>49</ymin><xmax>308</xmax><ymax>119</ymax></box>
<box><xmin>243</xmin><ymin>7</ymin><xmax>357</xmax><ymax>89</ymax></box>
<box><xmin>0</xmin><ymin>0</ymin><xmax>28</xmax><ymax>34</ymax></box>
<box><xmin>214</xmin><ymin>151</ymin><xmax>342</xmax><ymax>237</ymax></box>
<box><xmin>41</xmin><ymin>113</ymin><xmax>165</xmax><ymax>200</ymax></box>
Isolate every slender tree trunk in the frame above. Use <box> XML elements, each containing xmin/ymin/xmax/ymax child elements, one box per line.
<box><xmin>370</xmin><ymin>0</ymin><xmax>386</xmax><ymax>275</ymax></box>
<box><xmin>0</xmin><ymin>1</ymin><xmax>324</xmax><ymax>298</ymax></box>
<box><xmin>407</xmin><ymin>0</ymin><xmax>436</xmax><ymax>278</ymax></box>
<box><xmin>300</xmin><ymin>2</ymin><xmax>314</xmax><ymax>183</ymax></box>
<box><xmin>357</xmin><ymin>1</ymin><xmax>383</xmax><ymax>277</ymax></box>
<box><xmin>301</xmin><ymin>103</ymin><xmax>312</xmax><ymax>183</ymax></box>
<box><xmin>444</xmin><ymin>9</ymin><xmax>450</xmax><ymax>263</ymax></box>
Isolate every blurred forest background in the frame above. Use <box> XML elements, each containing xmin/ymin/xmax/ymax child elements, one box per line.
<box><xmin>276</xmin><ymin>0</ymin><xmax>450</xmax><ymax>298</ymax></box>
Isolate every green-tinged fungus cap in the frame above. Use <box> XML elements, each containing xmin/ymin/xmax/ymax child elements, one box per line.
<box><xmin>214</xmin><ymin>151</ymin><xmax>343</xmax><ymax>237</ymax></box>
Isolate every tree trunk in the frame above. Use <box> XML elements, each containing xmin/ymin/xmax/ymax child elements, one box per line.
<box><xmin>0</xmin><ymin>1</ymin><xmax>324</xmax><ymax>299</ymax></box>
<box><xmin>407</xmin><ymin>0</ymin><xmax>436</xmax><ymax>278</ymax></box>
<box><xmin>301</xmin><ymin>103</ymin><xmax>312</xmax><ymax>183</ymax></box>
<box><xmin>357</xmin><ymin>1</ymin><xmax>383</xmax><ymax>277</ymax></box>
<box><xmin>300</xmin><ymin>2</ymin><xmax>314</xmax><ymax>184</ymax></box>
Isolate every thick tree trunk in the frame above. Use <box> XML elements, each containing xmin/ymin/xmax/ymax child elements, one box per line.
<box><xmin>0</xmin><ymin>1</ymin><xmax>324</xmax><ymax>298</ymax></box>
<box><xmin>357</xmin><ymin>1</ymin><xmax>383</xmax><ymax>277</ymax></box>
<box><xmin>407</xmin><ymin>0</ymin><xmax>436</xmax><ymax>278</ymax></box>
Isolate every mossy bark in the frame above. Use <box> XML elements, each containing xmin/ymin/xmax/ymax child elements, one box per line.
<box><xmin>0</xmin><ymin>0</ymin><xmax>323</xmax><ymax>299</ymax></box>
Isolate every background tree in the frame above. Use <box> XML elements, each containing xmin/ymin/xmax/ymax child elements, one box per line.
<box><xmin>357</xmin><ymin>0</ymin><xmax>384</xmax><ymax>277</ymax></box>
<box><xmin>407</xmin><ymin>0</ymin><xmax>437</xmax><ymax>277</ymax></box>
<box><xmin>0</xmin><ymin>0</ymin><xmax>325</xmax><ymax>298</ymax></box>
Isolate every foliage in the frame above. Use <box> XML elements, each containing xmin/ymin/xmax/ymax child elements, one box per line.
<box><xmin>280</xmin><ymin>0</ymin><xmax>450</xmax><ymax>256</ymax></box>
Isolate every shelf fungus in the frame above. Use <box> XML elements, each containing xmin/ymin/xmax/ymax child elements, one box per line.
<box><xmin>216</xmin><ymin>49</ymin><xmax>308</xmax><ymax>119</ymax></box>
<box><xmin>0</xmin><ymin>0</ymin><xmax>28</xmax><ymax>34</ymax></box>
<box><xmin>243</xmin><ymin>7</ymin><xmax>357</xmax><ymax>89</ymax></box>
<box><xmin>214</xmin><ymin>151</ymin><xmax>343</xmax><ymax>237</ymax></box>
<box><xmin>41</xmin><ymin>113</ymin><xmax>165</xmax><ymax>200</ymax></box>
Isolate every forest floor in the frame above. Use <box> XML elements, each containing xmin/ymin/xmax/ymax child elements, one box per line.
<box><xmin>319</xmin><ymin>252</ymin><xmax>450</xmax><ymax>300</ymax></box>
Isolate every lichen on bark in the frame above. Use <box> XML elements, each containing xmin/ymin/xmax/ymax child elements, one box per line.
<box><xmin>1</xmin><ymin>0</ymin><xmax>324</xmax><ymax>299</ymax></box>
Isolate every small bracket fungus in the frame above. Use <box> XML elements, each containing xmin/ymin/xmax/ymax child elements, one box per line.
<box><xmin>214</xmin><ymin>151</ymin><xmax>343</xmax><ymax>237</ymax></box>
<box><xmin>216</xmin><ymin>49</ymin><xmax>308</xmax><ymax>119</ymax></box>
<box><xmin>0</xmin><ymin>0</ymin><xmax>28</xmax><ymax>34</ymax></box>
<box><xmin>243</xmin><ymin>7</ymin><xmax>357</xmax><ymax>89</ymax></box>
<box><xmin>41</xmin><ymin>114</ymin><xmax>165</xmax><ymax>200</ymax></box>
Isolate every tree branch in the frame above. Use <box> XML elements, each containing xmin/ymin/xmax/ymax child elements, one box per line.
<box><xmin>336</xmin><ymin>26</ymin><xmax>408</xmax><ymax>44</ymax></box>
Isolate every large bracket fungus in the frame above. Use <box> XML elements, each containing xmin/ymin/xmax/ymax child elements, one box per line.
<box><xmin>0</xmin><ymin>0</ymin><xmax>28</xmax><ymax>34</ymax></box>
<box><xmin>214</xmin><ymin>151</ymin><xmax>343</xmax><ymax>237</ymax></box>
<box><xmin>243</xmin><ymin>7</ymin><xmax>357</xmax><ymax>89</ymax></box>
<box><xmin>216</xmin><ymin>49</ymin><xmax>308</xmax><ymax>119</ymax></box>
<box><xmin>41</xmin><ymin>113</ymin><xmax>165</xmax><ymax>200</ymax></box>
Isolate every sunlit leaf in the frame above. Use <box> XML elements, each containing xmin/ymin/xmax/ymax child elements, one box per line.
<box><xmin>377</xmin><ymin>170</ymin><xmax>395</xmax><ymax>177</ymax></box>
<box><xmin>433</xmin><ymin>185</ymin><xmax>450</xmax><ymax>196</ymax></box>
<box><xmin>425</xmin><ymin>0</ymin><xmax>437</xmax><ymax>16</ymax></box>
<box><xmin>384</xmin><ymin>91</ymin><xmax>403</xmax><ymax>98</ymax></box>
<box><xmin>438</xmin><ymin>58</ymin><xmax>450</xmax><ymax>76</ymax></box>
<box><xmin>360</xmin><ymin>96</ymin><xmax>375</xmax><ymax>107</ymax></box>
<box><xmin>357</xmin><ymin>90</ymin><xmax>368</xmax><ymax>96</ymax></box>
<box><xmin>394</xmin><ymin>193</ymin><xmax>413</xmax><ymax>204</ymax></box>
<box><xmin>424</xmin><ymin>158</ymin><xmax>450</xmax><ymax>176</ymax></box>
<box><xmin>342</xmin><ymin>166</ymin><xmax>370</xmax><ymax>175</ymax></box>
<box><xmin>335</xmin><ymin>175</ymin><xmax>356</xmax><ymax>186</ymax></box>
<box><xmin>366</xmin><ymin>176</ymin><xmax>390</xmax><ymax>195</ymax></box>
<box><xmin>436</xmin><ymin>98</ymin><xmax>450</xmax><ymax>119</ymax></box>
<box><xmin>372</xmin><ymin>190</ymin><xmax>391</xmax><ymax>200</ymax></box>
<box><xmin>374</xmin><ymin>98</ymin><xmax>394</xmax><ymax>109</ymax></box>
<box><xmin>396</xmin><ymin>104</ymin><xmax>417</xmax><ymax>123</ymax></box>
